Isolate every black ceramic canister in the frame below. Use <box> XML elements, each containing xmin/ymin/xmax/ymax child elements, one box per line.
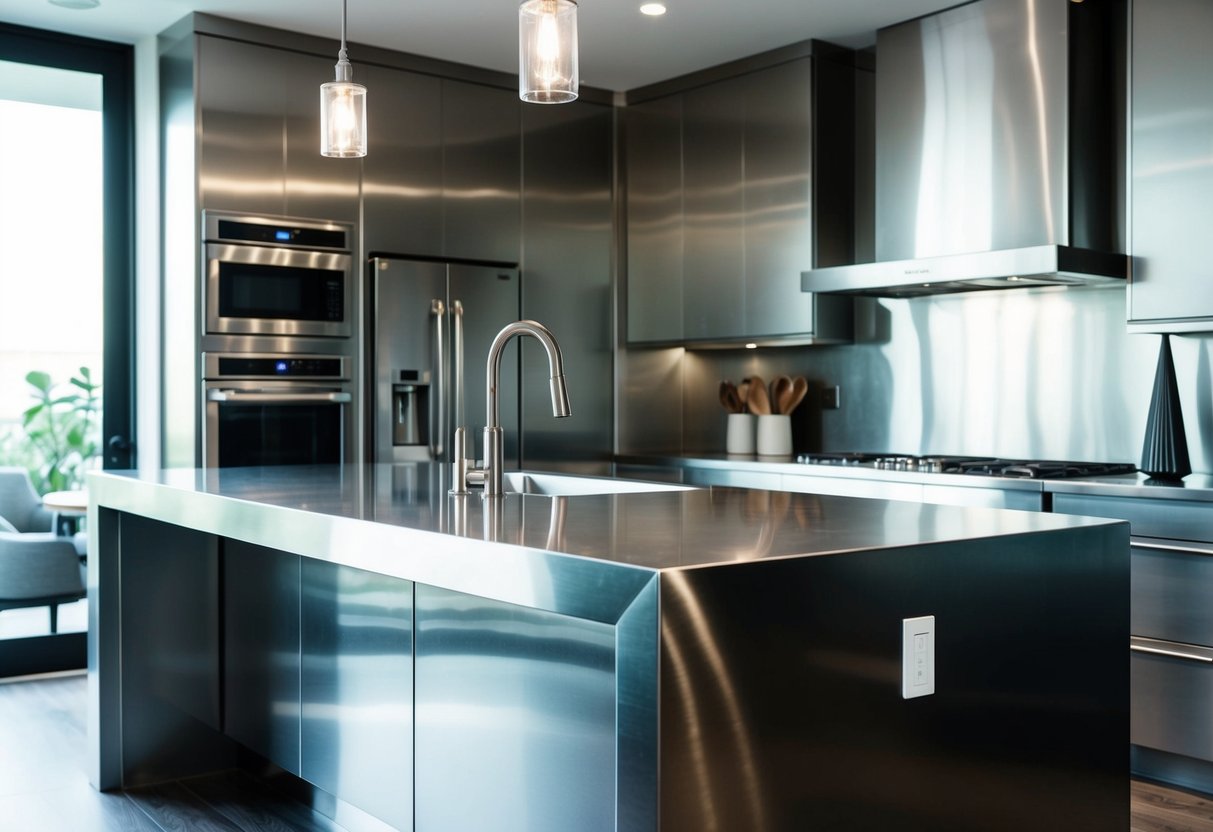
<box><xmin>1140</xmin><ymin>334</ymin><xmax>1191</xmax><ymax>481</ymax></box>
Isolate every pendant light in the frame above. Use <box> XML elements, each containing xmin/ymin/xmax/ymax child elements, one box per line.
<box><xmin>519</xmin><ymin>0</ymin><xmax>579</xmax><ymax>104</ymax></box>
<box><xmin>320</xmin><ymin>0</ymin><xmax>367</xmax><ymax>157</ymax></box>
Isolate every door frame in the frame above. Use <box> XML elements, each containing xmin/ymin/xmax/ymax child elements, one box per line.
<box><xmin>0</xmin><ymin>23</ymin><xmax>134</xmax><ymax>677</ymax></box>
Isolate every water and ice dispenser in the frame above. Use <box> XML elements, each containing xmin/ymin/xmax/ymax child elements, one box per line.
<box><xmin>392</xmin><ymin>370</ymin><xmax>429</xmax><ymax>448</ymax></box>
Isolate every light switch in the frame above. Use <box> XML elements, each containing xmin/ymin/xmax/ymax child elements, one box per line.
<box><xmin>902</xmin><ymin>615</ymin><xmax>935</xmax><ymax>699</ymax></box>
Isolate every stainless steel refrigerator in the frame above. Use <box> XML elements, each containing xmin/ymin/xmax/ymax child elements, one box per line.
<box><xmin>370</xmin><ymin>257</ymin><xmax>521</xmax><ymax>466</ymax></box>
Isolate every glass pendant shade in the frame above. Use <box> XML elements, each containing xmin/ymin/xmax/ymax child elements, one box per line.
<box><xmin>519</xmin><ymin>0</ymin><xmax>578</xmax><ymax>104</ymax></box>
<box><xmin>320</xmin><ymin>77</ymin><xmax>367</xmax><ymax>157</ymax></box>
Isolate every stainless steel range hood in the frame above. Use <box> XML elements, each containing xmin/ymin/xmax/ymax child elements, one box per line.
<box><xmin>803</xmin><ymin>0</ymin><xmax>1128</xmax><ymax>298</ymax></box>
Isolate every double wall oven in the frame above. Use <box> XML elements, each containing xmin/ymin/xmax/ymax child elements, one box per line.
<box><xmin>201</xmin><ymin>212</ymin><xmax>357</xmax><ymax>468</ymax></box>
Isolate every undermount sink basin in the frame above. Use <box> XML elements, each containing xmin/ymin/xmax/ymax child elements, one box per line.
<box><xmin>501</xmin><ymin>471</ymin><xmax>696</xmax><ymax>496</ymax></box>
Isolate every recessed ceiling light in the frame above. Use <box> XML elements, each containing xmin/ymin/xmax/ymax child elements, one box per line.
<box><xmin>49</xmin><ymin>0</ymin><xmax>100</xmax><ymax>8</ymax></box>
<box><xmin>640</xmin><ymin>3</ymin><xmax>667</xmax><ymax>16</ymax></box>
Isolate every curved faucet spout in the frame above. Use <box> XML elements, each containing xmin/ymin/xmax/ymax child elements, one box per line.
<box><xmin>485</xmin><ymin>320</ymin><xmax>571</xmax><ymax>429</ymax></box>
<box><xmin>452</xmin><ymin>319</ymin><xmax>571</xmax><ymax>496</ymax></box>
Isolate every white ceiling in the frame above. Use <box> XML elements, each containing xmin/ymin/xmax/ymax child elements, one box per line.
<box><xmin>0</xmin><ymin>0</ymin><xmax>960</xmax><ymax>91</ymax></box>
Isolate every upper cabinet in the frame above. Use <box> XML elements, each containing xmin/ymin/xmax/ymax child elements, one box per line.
<box><xmin>361</xmin><ymin>64</ymin><xmax>444</xmax><ymax>258</ymax></box>
<box><xmin>625</xmin><ymin>53</ymin><xmax>861</xmax><ymax>346</ymax></box>
<box><xmin>1129</xmin><ymin>0</ymin><xmax>1213</xmax><ymax>332</ymax></box>
<box><xmin>197</xmin><ymin>36</ymin><xmax>359</xmax><ymax>224</ymax></box>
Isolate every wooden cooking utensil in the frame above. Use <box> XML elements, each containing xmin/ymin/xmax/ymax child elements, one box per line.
<box><xmin>737</xmin><ymin>379</ymin><xmax>751</xmax><ymax>413</ymax></box>
<box><xmin>783</xmin><ymin>376</ymin><xmax>809</xmax><ymax>414</ymax></box>
<box><xmin>747</xmin><ymin>375</ymin><xmax>770</xmax><ymax>415</ymax></box>
<box><xmin>770</xmin><ymin>376</ymin><xmax>792</xmax><ymax>414</ymax></box>
<box><xmin>719</xmin><ymin>380</ymin><xmax>741</xmax><ymax>413</ymax></box>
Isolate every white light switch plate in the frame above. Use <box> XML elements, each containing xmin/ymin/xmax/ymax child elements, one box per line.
<box><xmin>902</xmin><ymin>615</ymin><xmax>935</xmax><ymax>699</ymax></box>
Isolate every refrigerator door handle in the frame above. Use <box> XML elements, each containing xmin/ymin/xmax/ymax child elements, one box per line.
<box><xmin>452</xmin><ymin>299</ymin><xmax>465</xmax><ymax>457</ymax></box>
<box><xmin>431</xmin><ymin>299</ymin><xmax>446</xmax><ymax>459</ymax></box>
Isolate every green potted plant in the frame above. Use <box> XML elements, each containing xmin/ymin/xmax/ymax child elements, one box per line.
<box><xmin>20</xmin><ymin>367</ymin><xmax>101</xmax><ymax>495</ymax></box>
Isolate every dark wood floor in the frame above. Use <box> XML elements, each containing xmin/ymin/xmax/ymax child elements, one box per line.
<box><xmin>4</xmin><ymin>672</ymin><xmax>1213</xmax><ymax>831</ymax></box>
<box><xmin>0</xmin><ymin>672</ymin><xmax>342</xmax><ymax>831</ymax></box>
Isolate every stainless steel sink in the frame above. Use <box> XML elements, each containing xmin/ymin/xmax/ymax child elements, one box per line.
<box><xmin>500</xmin><ymin>471</ymin><xmax>696</xmax><ymax>496</ymax></box>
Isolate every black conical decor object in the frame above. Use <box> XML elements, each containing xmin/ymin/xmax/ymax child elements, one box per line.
<box><xmin>1140</xmin><ymin>334</ymin><xmax>1191</xmax><ymax>481</ymax></box>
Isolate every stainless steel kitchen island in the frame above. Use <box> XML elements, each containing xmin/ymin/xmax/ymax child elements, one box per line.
<box><xmin>87</xmin><ymin>464</ymin><xmax>1130</xmax><ymax>832</ymax></box>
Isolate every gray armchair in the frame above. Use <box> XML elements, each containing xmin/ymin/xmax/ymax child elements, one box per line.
<box><xmin>0</xmin><ymin>529</ymin><xmax>86</xmax><ymax>633</ymax></box>
<box><xmin>0</xmin><ymin>467</ymin><xmax>53</xmax><ymax>533</ymax></box>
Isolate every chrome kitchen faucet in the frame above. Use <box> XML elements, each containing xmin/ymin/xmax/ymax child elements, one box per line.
<box><xmin>452</xmin><ymin>320</ymin><xmax>571</xmax><ymax>495</ymax></box>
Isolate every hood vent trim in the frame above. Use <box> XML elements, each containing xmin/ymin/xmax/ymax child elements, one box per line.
<box><xmin>802</xmin><ymin>245</ymin><xmax>1128</xmax><ymax>299</ymax></box>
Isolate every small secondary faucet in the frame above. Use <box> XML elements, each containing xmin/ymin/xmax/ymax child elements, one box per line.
<box><xmin>453</xmin><ymin>320</ymin><xmax>571</xmax><ymax>495</ymax></box>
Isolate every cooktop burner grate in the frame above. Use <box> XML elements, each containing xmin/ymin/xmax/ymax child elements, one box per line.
<box><xmin>795</xmin><ymin>453</ymin><xmax>1137</xmax><ymax>479</ymax></box>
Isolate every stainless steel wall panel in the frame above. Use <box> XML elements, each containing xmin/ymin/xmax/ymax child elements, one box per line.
<box><xmin>625</xmin><ymin>96</ymin><xmax>683</xmax><ymax>343</ymax></box>
<box><xmin>682</xmin><ymin>78</ymin><xmax>746</xmax><ymax>341</ymax></box>
<box><xmin>282</xmin><ymin>50</ymin><xmax>360</xmax><ymax>225</ymax></box>
<box><xmin>662</xmin><ymin>290</ymin><xmax>1213</xmax><ymax>473</ymax></box>
<box><xmin>197</xmin><ymin>36</ymin><xmax>285</xmax><ymax>214</ymax></box>
<box><xmin>520</xmin><ymin>101</ymin><xmax>614</xmax><ymax>469</ymax></box>
<box><xmin>876</xmin><ymin>0</ymin><xmax>1070</xmax><ymax>261</ymax></box>
<box><xmin>616</xmin><ymin>346</ymin><xmax>685</xmax><ymax>454</ymax></box>
<box><xmin>159</xmin><ymin>31</ymin><xmax>201</xmax><ymax>469</ymax></box>
<box><xmin>441</xmin><ymin>79</ymin><xmax>521</xmax><ymax>263</ymax></box>
<box><xmin>223</xmin><ymin>540</ymin><xmax>301</xmax><ymax>774</ymax></box>
<box><xmin>450</xmin><ymin>263</ymin><xmax>522</xmax><ymax>464</ymax></box>
<box><xmin>1129</xmin><ymin>0</ymin><xmax>1213</xmax><ymax>327</ymax></box>
<box><xmin>301</xmin><ymin>560</ymin><xmax>413</xmax><ymax>832</ymax></box>
<box><xmin>361</xmin><ymin>65</ymin><xmax>443</xmax><ymax>258</ymax></box>
<box><xmin>415</xmin><ymin>584</ymin><xmax>617</xmax><ymax>832</ymax></box>
<box><xmin>744</xmin><ymin>59</ymin><xmax>815</xmax><ymax>338</ymax></box>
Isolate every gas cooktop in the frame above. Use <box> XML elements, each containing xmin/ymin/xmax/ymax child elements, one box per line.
<box><xmin>794</xmin><ymin>453</ymin><xmax>1138</xmax><ymax>480</ymax></box>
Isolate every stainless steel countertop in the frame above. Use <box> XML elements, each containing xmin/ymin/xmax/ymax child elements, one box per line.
<box><xmin>626</xmin><ymin>454</ymin><xmax>1213</xmax><ymax>502</ymax></box>
<box><xmin>88</xmin><ymin>464</ymin><xmax>1117</xmax><ymax>620</ymax></box>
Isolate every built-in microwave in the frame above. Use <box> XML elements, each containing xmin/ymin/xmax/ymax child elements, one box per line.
<box><xmin>203</xmin><ymin>212</ymin><xmax>353</xmax><ymax>339</ymax></box>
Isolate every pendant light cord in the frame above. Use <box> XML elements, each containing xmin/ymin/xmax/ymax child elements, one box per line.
<box><xmin>339</xmin><ymin>0</ymin><xmax>349</xmax><ymax>63</ymax></box>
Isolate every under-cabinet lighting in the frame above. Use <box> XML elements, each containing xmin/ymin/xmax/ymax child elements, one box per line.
<box><xmin>320</xmin><ymin>0</ymin><xmax>367</xmax><ymax>158</ymax></box>
<box><xmin>640</xmin><ymin>3</ymin><xmax>667</xmax><ymax>15</ymax></box>
<box><xmin>745</xmin><ymin>343</ymin><xmax>758</xmax><ymax>350</ymax></box>
<box><xmin>48</xmin><ymin>0</ymin><xmax>99</xmax><ymax>7</ymax></box>
<box><xmin>519</xmin><ymin>0</ymin><xmax>579</xmax><ymax>103</ymax></box>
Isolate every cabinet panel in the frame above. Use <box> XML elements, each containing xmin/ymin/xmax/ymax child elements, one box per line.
<box><xmin>415</xmin><ymin>584</ymin><xmax>616</xmax><ymax>832</ymax></box>
<box><xmin>744</xmin><ymin>59</ymin><xmax>815</xmax><ymax>338</ymax></box>
<box><xmin>1132</xmin><ymin>650</ymin><xmax>1213</xmax><ymax>762</ymax></box>
<box><xmin>1129</xmin><ymin>0</ymin><xmax>1213</xmax><ymax>328</ymax></box>
<box><xmin>625</xmin><ymin>96</ymin><xmax>683</xmax><ymax>343</ymax></box>
<box><xmin>1131</xmin><ymin>544</ymin><xmax>1213</xmax><ymax>647</ymax></box>
<box><xmin>362</xmin><ymin>65</ymin><xmax>443</xmax><ymax>257</ymax></box>
<box><xmin>282</xmin><ymin>51</ymin><xmax>360</xmax><ymax>224</ymax></box>
<box><xmin>197</xmin><ymin>36</ymin><xmax>285</xmax><ymax>214</ymax></box>
<box><xmin>682</xmin><ymin>79</ymin><xmax>745</xmax><ymax>341</ymax></box>
<box><xmin>520</xmin><ymin>101</ymin><xmax>614</xmax><ymax>466</ymax></box>
<box><xmin>442</xmin><ymin>80</ymin><xmax>521</xmax><ymax>263</ymax></box>
<box><xmin>301</xmin><ymin>560</ymin><xmax>413</xmax><ymax>832</ymax></box>
<box><xmin>224</xmin><ymin>540</ymin><xmax>300</xmax><ymax>774</ymax></box>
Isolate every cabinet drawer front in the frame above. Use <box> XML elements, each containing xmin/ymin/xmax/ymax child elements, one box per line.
<box><xmin>1132</xmin><ymin>648</ymin><xmax>1213</xmax><ymax>762</ymax></box>
<box><xmin>1052</xmin><ymin>493</ymin><xmax>1212</xmax><ymax>543</ymax></box>
<box><xmin>1132</xmin><ymin>544</ymin><xmax>1213</xmax><ymax>645</ymax></box>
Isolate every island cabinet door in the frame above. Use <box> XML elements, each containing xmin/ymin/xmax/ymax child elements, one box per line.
<box><xmin>300</xmin><ymin>561</ymin><xmax>414</xmax><ymax>832</ymax></box>
<box><xmin>415</xmin><ymin>584</ymin><xmax>617</xmax><ymax>832</ymax></box>
<box><xmin>223</xmin><ymin>541</ymin><xmax>301</xmax><ymax>774</ymax></box>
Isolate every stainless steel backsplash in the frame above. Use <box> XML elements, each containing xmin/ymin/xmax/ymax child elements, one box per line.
<box><xmin>620</xmin><ymin>287</ymin><xmax>1213</xmax><ymax>473</ymax></box>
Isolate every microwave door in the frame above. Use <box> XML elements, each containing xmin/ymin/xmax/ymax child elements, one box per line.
<box><xmin>372</xmin><ymin>257</ymin><xmax>448</xmax><ymax>463</ymax></box>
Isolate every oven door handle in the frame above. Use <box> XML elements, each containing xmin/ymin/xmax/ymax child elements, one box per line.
<box><xmin>207</xmin><ymin>390</ymin><xmax>352</xmax><ymax>404</ymax></box>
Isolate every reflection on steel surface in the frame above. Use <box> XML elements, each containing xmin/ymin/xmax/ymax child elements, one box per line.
<box><xmin>663</xmin><ymin>570</ymin><xmax>769</xmax><ymax>832</ymax></box>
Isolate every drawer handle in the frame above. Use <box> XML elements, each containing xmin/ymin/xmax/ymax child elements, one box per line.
<box><xmin>1131</xmin><ymin>637</ymin><xmax>1213</xmax><ymax>663</ymax></box>
<box><xmin>1132</xmin><ymin>539</ymin><xmax>1213</xmax><ymax>557</ymax></box>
